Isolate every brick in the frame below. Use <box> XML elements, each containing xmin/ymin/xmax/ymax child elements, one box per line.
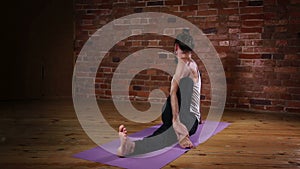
<box><xmin>264</xmin><ymin>12</ymin><xmax>277</xmax><ymax>20</ymax></box>
<box><xmin>239</xmin><ymin>59</ymin><xmax>253</xmax><ymax>66</ymax></box>
<box><xmin>276</xmin><ymin>40</ymin><xmax>288</xmax><ymax>47</ymax></box>
<box><xmin>182</xmin><ymin>11</ymin><xmax>197</xmax><ymax>17</ymax></box>
<box><xmin>264</xmin><ymin>0</ymin><xmax>276</xmax><ymax>5</ymax></box>
<box><xmin>272</xmin><ymin>54</ymin><xmax>285</xmax><ymax>60</ymax></box>
<box><xmin>255</xmin><ymin>47</ymin><xmax>277</xmax><ymax>53</ymax></box>
<box><xmin>236</xmin><ymin>72</ymin><xmax>253</xmax><ymax>78</ymax></box>
<box><xmin>266</xmin><ymin>106</ymin><xmax>284</xmax><ymax>111</ymax></box>
<box><xmin>219</xmin><ymin>8</ymin><xmax>239</xmax><ymax>15</ymax></box>
<box><xmin>261</xmin><ymin>54</ymin><xmax>272</xmax><ymax>59</ymax></box>
<box><xmin>198</xmin><ymin>4</ymin><xmax>210</xmax><ymax>10</ymax></box>
<box><xmin>219</xmin><ymin>41</ymin><xmax>230</xmax><ymax>46</ymax></box>
<box><xmin>151</xmin><ymin>75</ymin><xmax>169</xmax><ymax>81</ymax></box>
<box><xmin>237</xmin><ymin>104</ymin><xmax>250</xmax><ymax>109</ymax></box>
<box><xmin>264</xmin><ymin>86</ymin><xmax>286</xmax><ymax>93</ymax></box>
<box><xmin>136</xmin><ymin>91</ymin><xmax>149</xmax><ymax>98</ymax></box>
<box><xmin>239</xmin><ymin>33</ymin><xmax>261</xmax><ymax>39</ymax></box>
<box><xmin>254</xmin><ymin>60</ymin><xmax>275</xmax><ymax>67</ymax></box>
<box><xmin>229</xmin><ymin>15</ymin><xmax>240</xmax><ymax>21</ymax></box>
<box><xmin>198</xmin><ymin>0</ymin><xmax>214</xmax><ymax>3</ymax></box>
<box><xmin>287</xmin><ymin>101</ymin><xmax>300</xmax><ymax>107</ymax></box>
<box><xmin>94</xmin><ymin>9</ymin><xmax>112</xmax><ymax>15</ymax></box>
<box><xmin>229</xmin><ymin>28</ymin><xmax>240</xmax><ymax>34</ymax></box>
<box><xmin>134</xmin><ymin>8</ymin><xmax>143</xmax><ymax>13</ymax></box>
<box><xmin>276</xmin><ymin>73</ymin><xmax>290</xmax><ymax>80</ymax></box>
<box><xmin>100</xmin><ymin>67</ymin><xmax>113</xmax><ymax>73</ymax></box>
<box><xmin>275</xmin><ymin>26</ymin><xmax>287</xmax><ymax>33</ymax></box>
<box><xmin>227</xmin><ymin>21</ymin><xmax>240</xmax><ymax>27</ymax></box>
<box><xmin>241</xmin><ymin>27</ymin><xmax>263</xmax><ymax>33</ymax></box>
<box><xmin>240</xmin><ymin>7</ymin><xmax>263</xmax><ymax>14</ymax></box>
<box><xmin>130</xmin><ymin>40</ymin><xmax>142</xmax><ymax>47</ymax></box>
<box><xmin>82</xmin><ymin>19</ymin><xmax>93</xmax><ymax>25</ymax></box>
<box><xmin>215</xmin><ymin>46</ymin><xmax>231</xmax><ymax>53</ymax></box>
<box><xmin>183</xmin><ymin>0</ymin><xmax>198</xmax><ymax>5</ymax></box>
<box><xmin>132</xmin><ymin>85</ymin><xmax>142</xmax><ymax>91</ymax></box>
<box><xmin>250</xmin><ymin>99</ymin><xmax>272</xmax><ymax>105</ymax></box>
<box><xmin>131</xmin><ymin>80</ymin><xmax>145</xmax><ymax>85</ymax></box>
<box><xmin>265</xmin><ymin>19</ymin><xmax>288</xmax><ymax>26</ymax></box>
<box><xmin>230</xmin><ymin>40</ymin><xmax>239</xmax><ymax>46</ymax></box>
<box><xmin>288</xmin><ymin>87</ymin><xmax>300</xmax><ymax>94</ymax></box>
<box><xmin>135</xmin><ymin>74</ymin><xmax>150</xmax><ymax>80</ymax></box>
<box><xmin>239</xmin><ymin>54</ymin><xmax>261</xmax><ymax>59</ymax></box>
<box><xmin>241</xmin><ymin>14</ymin><xmax>264</xmax><ymax>20</ymax></box>
<box><xmin>285</xmin><ymin>108</ymin><xmax>300</xmax><ymax>113</ymax></box>
<box><xmin>165</xmin><ymin>0</ymin><xmax>181</xmax><ymax>5</ymax></box>
<box><xmin>276</xmin><ymin>0</ymin><xmax>290</xmax><ymax>5</ymax></box>
<box><xmin>282</xmin><ymin>80</ymin><xmax>300</xmax><ymax>87</ymax></box>
<box><xmin>248</xmin><ymin>0</ymin><xmax>263</xmax><ymax>6</ymax></box>
<box><xmin>275</xmin><ymin>67</ymin><xmax>298</xmax><ymax>73</ymax></box>
<box><xmin>285</xmin><ymin>54</ymin><xmax>299</xmax><ymax>60</ymax></box>
<box><xmin>235</xmin><ymin>66</ymin><xmax>252</xmax><ymax>72</ymax></box>
<box><xmin>238</xmin><ymin>97</ymin><xmax>249</xmax><ymax>104</ymax></box>
<box><xmin>227</xmin><ymin>2</ymin><xmax>239</xmax><ymax>8</ymax></box>
<box><xmin>251</xmin><ymin>105</ymin><xmax>267</xmax><ymax>110</ymax></box>
<box><xmin>263</xmin><ymin>91</ymin><xmax>279</xmax><ymax>99</ymax></box>
<box><xmin>146</xmin><ymin>1</ymin><xmax>164</xmax><ymax>6</ymax></box>
<box><xmin>148</xmin><ymin>40</ymin><xmax>160</xmax><ymax>46</ymax></box>
<box><xmin>242</xmin><ymin>20</ymin><xmax>264</xmax><ymax>27</ymax></box>
<box><xmin>243</xmin><ymin>40</ymin><xmax>263</xmax><ymax>46</ymax></box>
<box><xmin>292</xmin><ymin>94</ymin><xmax>300</xmax><ymax>100</ymax></box>
<box><xmin>180</xmin><ymin>5</ymin><xmax>198</xmax><ymax>11</ymax></box>
<box><xmin>202</xmin><ymin>27</ymin><xmax>218</xmax><ymax>34</ymax></box>
<box><xmin>152</xmin><ymin>81</ymin><xmax>170</xmax><ymax>86</ymax></box>
<box><xmin>242</xmin><ymin>46</ymin><xmax>255</xmax><ymax>53</ymax></box>
<box><xmin>197</xmin><ymin>9</ymin><xmax>218</xmax><ymax>16</ymax></box>
<box><xmin>288</xmin><ymin>39</ymin><xmax>300</xmax><ymax>46</ymax></box>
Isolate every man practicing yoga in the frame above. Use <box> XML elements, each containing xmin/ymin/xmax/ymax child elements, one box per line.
<box><xmin>117</xmin><ymin>29</ymin><xmax>201</xmax><ymax>157</ymax></box>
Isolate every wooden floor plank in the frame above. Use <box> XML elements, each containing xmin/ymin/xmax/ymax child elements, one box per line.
<box><xmin>0</xmin><ymin>99</ymin><xmax>299</xmax><ymax>169</ymax></box>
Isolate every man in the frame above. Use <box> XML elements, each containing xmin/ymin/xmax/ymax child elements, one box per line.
<box><xmin>117</xmin><ymin>29</ymin><xmax>201</xmax><ymax>157</ymax></box>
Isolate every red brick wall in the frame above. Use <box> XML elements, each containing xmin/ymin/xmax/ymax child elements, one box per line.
<box><xmin>75</xmin><ymin>0</ymin><xmax>300</xmax><ymax>113</ymax></box>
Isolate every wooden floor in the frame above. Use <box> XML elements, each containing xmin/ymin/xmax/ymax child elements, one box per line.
<box><xmin>0</xmin><ymin>99</ymin><xmax>299</xmax><ymax>169</ymax></box>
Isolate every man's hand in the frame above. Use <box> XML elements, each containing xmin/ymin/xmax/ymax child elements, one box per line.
<box><xmin>172</xmin><ymin>120</ymin><xmax>194</xmax><ymax>148</ymax></box>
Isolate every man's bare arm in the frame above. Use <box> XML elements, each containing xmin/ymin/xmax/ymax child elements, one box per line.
<box><xmin>170</xmin><ymin>60</ymin><xmax>185</xmax><ymax>122</ymax></box>
<box><xmin>170</xmin><ymin>79</ymin><xmax>180</xmax><ymax>122</ymax></box>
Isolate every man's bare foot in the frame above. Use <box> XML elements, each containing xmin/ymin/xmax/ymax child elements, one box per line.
<box><xmin>117</xmin><ymin>125</ymin><xmax>135</xmax><ymax>157</ymax></box>
<box><xmin>179</xmin><ymin>135</ymin><xmax>194</xmax><ymax>149</ymax></box>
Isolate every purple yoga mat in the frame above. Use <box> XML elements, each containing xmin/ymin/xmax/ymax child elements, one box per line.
<box><xmin>73</xmin><ymin>121</ymin><xmax>230</xmax><ymax>169</ymax></box>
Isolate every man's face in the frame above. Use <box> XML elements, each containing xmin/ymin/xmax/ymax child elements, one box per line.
<box><xmin>174</xmin><ymin>44</ymin><xmax>185</xmax><ymax>59</ymax></box>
